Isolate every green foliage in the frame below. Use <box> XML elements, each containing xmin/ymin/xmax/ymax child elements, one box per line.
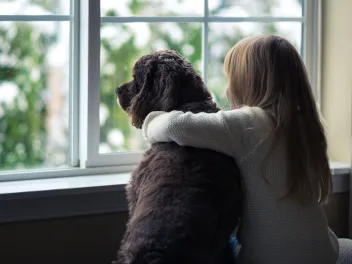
<box><xmin>100</xmin><ymin>34</ymin><xmax>142</xmax><ymax>145</ymax></box>
<box><xmin>30</xmin><ymin>0</ymin><xmax>59</xmax><ymax>14</ymax></box>
<box><xmin>0</xmin><ymin>22</ymin><xmax>54</xmax><ymax>169</ymax></box>
<box><xmin>128</xmin><ymin>0</ymin><xmax>145</xmax><ymax>15</ymax></box>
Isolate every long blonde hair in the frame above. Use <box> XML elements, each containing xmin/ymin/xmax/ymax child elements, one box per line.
<box><xmin>224</xmin><ymin>35</ymin><xmax>331</xmax><ymax>204</ymax></box>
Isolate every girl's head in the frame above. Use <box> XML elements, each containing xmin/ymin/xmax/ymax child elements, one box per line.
<box><xmin>224</xmin><ymin>35</ymin><xmax>331</xmax><ymax>204</ymax></box>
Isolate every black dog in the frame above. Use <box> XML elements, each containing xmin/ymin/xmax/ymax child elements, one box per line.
<box><xmin>116</xmin><ymin>50</ymin><xmax>242</xmax><ymax>264</ymax></box>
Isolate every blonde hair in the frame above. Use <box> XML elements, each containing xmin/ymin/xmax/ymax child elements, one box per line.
<box><xmin>224</xmin><ymin>35</ymin><xmax>331</xmax><ymax>204</ymax></box>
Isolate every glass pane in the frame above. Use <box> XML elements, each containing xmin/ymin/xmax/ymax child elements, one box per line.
<box><xmin>0</xmin><ymin>21</ymin><xmax>70</xmax><ymax>170</ymax></box>
<box><xmin>208</xmin><ymin>22</ymin><xmax>302</xmax><ymax>109</ymax></box>
<box><xmin>100</xmin><ymin>22</ymin><xmax>202</xmax><ymax>153</ymax></box>
<box><xmin>0</xmin><ymin>0</ymin><xmax>70</xmax><ymax>15</ymax></box>
<box><xmin>209</xmin><ymin>0</ymin><xmax>303</xmax><ymax>17</ymax></box>
<box><xmin>101</xmin><ymin>0</ymin><xmax>204</xmax><ymax>17</ymax></box>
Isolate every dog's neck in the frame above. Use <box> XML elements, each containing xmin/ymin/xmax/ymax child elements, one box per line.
<box><xmin>177</xmin><ymin>99</ymin><xmax>220</xmax><ymax>114</ymax></box>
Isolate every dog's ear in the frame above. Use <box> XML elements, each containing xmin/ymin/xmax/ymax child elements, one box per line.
<box><xmin>158</xmin><ymin>69</ymin><xmax>179</xmax><ymax>111</ymax></box>
<box><xmin>129</xmin><ymin>59</ymin><xmax>181</xmax><ymax>128</ymax></box>
<box><xmin>129</xmin><ymin>60</ymin><xmax>156</xmax><ymax>129</ymax></box>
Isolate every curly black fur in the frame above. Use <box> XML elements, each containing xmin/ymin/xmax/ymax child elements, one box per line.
<box><xmin>116</xmin><ymin>50</ymin><xmax>242</xmax><ymax>264</ymax></box>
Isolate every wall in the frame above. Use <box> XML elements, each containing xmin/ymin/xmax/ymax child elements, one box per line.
<box><xmin>0</xmin><ymin>192</ymin><xmax>349</xmax><ymax>264</ymax></box>
<box><xmin>321</xmin><ymin>0</ymin><xmax>352</xmax><ymax>163</ymax></box>
<box><xmin>0</xmin><ymin>212</ymin><xmax>128</xmax><ymax>264</ymax></box>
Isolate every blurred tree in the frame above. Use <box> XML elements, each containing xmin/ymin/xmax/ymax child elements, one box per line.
<box><xmin>0</xmin><ymin>21</ymin><xmax>56</xmax><ymax>170</ymax></box>
<box><xmin>0</xmin><ymin>0</ymin><xmax>59</xmax><ymax>170</ymax></box>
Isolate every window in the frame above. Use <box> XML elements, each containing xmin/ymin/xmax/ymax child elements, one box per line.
<box><xmin>0</xmin><ymin>0</ymin><xmax>320</xmax><ymax>180</ymax></box>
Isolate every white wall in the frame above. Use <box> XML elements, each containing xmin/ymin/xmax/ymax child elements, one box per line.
<box><xmin>321</xmin><ymin>0</ymin><xmax>352</xmax><ymax>164</ymax></box>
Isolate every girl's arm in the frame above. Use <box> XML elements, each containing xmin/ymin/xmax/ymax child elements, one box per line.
<box><xmin>142</xmin><ymin>107</ymin><xmax>257</xmax><ymax>159</ymax></box>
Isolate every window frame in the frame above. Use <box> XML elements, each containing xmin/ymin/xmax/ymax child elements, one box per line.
<box><xmin>0</xmin><ymin>0</ymin><xmax>322</xmax><ymax>181</ymax></box>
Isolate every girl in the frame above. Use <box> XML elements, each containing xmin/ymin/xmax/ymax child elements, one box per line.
<box><xmin>142</xmin><ymin>35</ymin><xmax>351</xmax><ymax>263</ymax></box>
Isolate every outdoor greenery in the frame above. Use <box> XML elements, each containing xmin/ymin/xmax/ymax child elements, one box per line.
<box><xmin>0</xmin><ymin>2</ymin><xmax>58</xmax><ymax>170</ymax></box>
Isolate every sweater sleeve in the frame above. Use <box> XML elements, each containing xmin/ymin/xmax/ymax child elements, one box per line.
<box><xmin>142</xmin><ymin>107</ymin><xmax>257</xmax><ymax>160</ymax></box>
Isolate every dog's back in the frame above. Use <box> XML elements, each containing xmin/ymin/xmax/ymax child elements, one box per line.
<box><xmin>118</xmin><ymin>143</ymin><xmax>242</xmax><ymax>264</ymax></box>
<box><xmin>116</xmin><ymin>50</ymin><xmax>242</xmax><ymax>264</ymax></box>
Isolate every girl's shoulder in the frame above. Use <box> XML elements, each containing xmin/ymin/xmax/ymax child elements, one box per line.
<box><xmin>222</xmin><ymin>106</ymin><xmax>273</xmax><ymax>132</ymax></box>
<box><xmin>221</xmin><ymin>106</ymin><xmax>275</xmax><ymax>161</ymax></box>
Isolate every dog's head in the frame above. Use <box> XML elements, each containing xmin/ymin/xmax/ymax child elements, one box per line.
<box><xmin>116</xmin><ymin>50</ymin><xmax>212</xmax><ymax>128</ymax></box>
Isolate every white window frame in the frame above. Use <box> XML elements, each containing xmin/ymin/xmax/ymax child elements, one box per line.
<box><xmin>304</xmin><ymin>0</ymin><xmax>322</xmax><ymax>106</ymax></box>
<box><xmin>0</xmin><ymin>0</ymin><xmax>321</xmax><ymax>181</ymax></box>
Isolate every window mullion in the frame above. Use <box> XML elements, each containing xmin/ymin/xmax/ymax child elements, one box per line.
<box><xmin>69</xmin><ymin>0</ymin><xmax>80</xmax><ymax>167</ymax></box>
<box><xmin>304</xmin><ymin>0</ymin><xmax>322</xmax><ymax>105</ymax></box>
<box><xmin>202</xmin><ymin>0</ymin><xmax>209</xmax><ymax>85</ymax></box>
<box><xmin>79</xmin><ymin>0</ymin><xmax>101</xmax><ymax>168</ymax></box>
<box><xmin>0</xmin><ymin>15</ymin><xmax>70</xmax><ymax>21</ymax></box>
<box><xmin>99</xmin><ymin>16</ymin><xmax>303</xmax><ymax>23</ymax></box>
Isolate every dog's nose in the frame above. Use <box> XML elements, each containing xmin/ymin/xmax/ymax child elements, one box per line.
<box><xmin>115</xmin><ymin>86</ymin><xmax>121</xmax><ymax>95</ymax></box>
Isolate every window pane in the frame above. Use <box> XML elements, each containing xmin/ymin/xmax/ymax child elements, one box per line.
<box><xmin>209</xmin><ymin>0</ymin><xmax>303</xmax><ymax>17</ymax></box>
<box><xmin>0</xmin><ymin>21</ymin><xmax>70</xmax><ymax>170</ymax></box>
<box><xmin>208</xmin><ymin>22</ymin><xmax>302</xmax><ymax>109</ymax></box>
<box><xmin>0</xmin><ymin>0</ymin><xmax>70</xmax><ymax>15</ymax></box>
<box><xmin>100</xmin><ymin>22</ymin><xmax>202</xmax><ymax>153</ymax></box>
<box><xmin>101</xmin><ymin>0</ymin><xmax>204</xmax><ymax>17</ymax></box>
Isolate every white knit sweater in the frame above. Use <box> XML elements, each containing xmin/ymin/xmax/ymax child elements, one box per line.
<box><xmin>142</xmin><ymin>106</ymin><xmax>339</xmax><ymax>264</ymax></box>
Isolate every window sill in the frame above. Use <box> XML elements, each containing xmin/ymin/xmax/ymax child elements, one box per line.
<box><xmin>0</xmin><ymin>162</ymin><xmax>349</xmax><ymax>224</ymax></box>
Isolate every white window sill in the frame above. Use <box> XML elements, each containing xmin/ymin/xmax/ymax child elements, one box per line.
<box><xmin>0</xmin><ymin>162</ymin><xmax>349</xmax><ymax>224</ymax></box>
